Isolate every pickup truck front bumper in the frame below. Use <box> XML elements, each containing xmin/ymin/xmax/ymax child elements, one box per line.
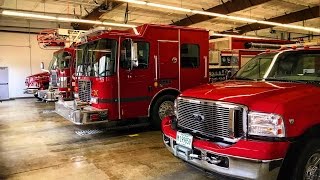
<box><xmin>55</xmin><ymin>99</ymin><xmax>108</xmax><ymax>125</ymax></box>
<box><xmin>162</xmin><ymin>116</ymin><xmax>290</xmax><ymax>180</ymax></box>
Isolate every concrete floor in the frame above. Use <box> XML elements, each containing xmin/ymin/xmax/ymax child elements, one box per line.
<box><xmin>0</xmin><ymin>99</ymin><xmax>215</xmax><ymax>180</ymax></box>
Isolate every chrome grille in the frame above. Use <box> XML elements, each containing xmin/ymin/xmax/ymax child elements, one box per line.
<box><xmin>177</xmin><ymin>97</ymin><xmax>245</xmax><ymax>141</ymax></box>
<box><xmin>78</xmin><ymin>80</ymin><xmax>91</xmax><ymax>102</ymax></box>
<box><xmin>50</xmin><ymin>71</ymin><xmax>58</xmax><ymax>87</ymax></box>
<box><xmin>58</xmin><ymin>77</ymin><xmax>68</xmax><ymax>88</ymax></box>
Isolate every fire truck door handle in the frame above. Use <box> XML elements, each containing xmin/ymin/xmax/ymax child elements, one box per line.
<box><xmin>148</xmin><ymin>86</ymin><xmax>152</xmax><ymax>92</ymax></box>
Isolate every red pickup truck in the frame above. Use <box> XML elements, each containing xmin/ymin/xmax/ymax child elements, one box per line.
<box><xmin>162</xmin><ymin>47</ymin><xmax>320</xmax><ymax>179</ymax></box>
<box><xmin>24</xmin><ymin>72</ymin><xmax>50</xmax><ymax>97</ymax></box>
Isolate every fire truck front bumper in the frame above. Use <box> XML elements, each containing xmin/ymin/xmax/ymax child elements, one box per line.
<box><xmin>37</xmin><ymin>89</ymin><xmax>59</xmax><ymax>102</ymax></box>
<box><xmin>55</xmin><ymin>100</ymin><xmax>108</xmax><ymax>125</ymax></box>
<box><xmin>24</xmin><ymin>88</ymin><xmax>39</xmax><ymax>94</ymax></box>
<box><xmin>162</xmin><ymin>116</ymin><xmax>290</xmax><ymax>180</ymax></box>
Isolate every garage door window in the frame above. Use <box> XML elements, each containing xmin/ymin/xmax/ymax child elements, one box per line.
<box><xmin>181</xmin><ymin>44</ymin><xmax>200</xmax><ymax>68</ymax></box>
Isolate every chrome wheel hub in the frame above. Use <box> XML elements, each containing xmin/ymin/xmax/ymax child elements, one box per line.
<box><xmin>158</xmin><ymin>101</ymin><xmax>174</xmax><ymax>120</ymax></box>
<box><xmin>304</xmin><ymin>153</ymin><xmax>320</xmax><ymax>180</ymax></box>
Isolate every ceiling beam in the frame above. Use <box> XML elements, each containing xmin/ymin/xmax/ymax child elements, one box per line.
<box><xmin>223</xmin><ymin>6</ymin><xmax>320</xmax><ymax>34</ymax></box>
<box><xmin>171</xmin><ymin>0</ymin><xmax>272</xmax><ymax>26</ymax></box>
<box><xmin>72</xmin><ymin>1</ymin><xmax>124</xmax><ymax>30</ymax></box>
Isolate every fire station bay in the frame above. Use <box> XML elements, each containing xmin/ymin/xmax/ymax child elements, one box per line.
<box><xmin>1</xmin><ymin>1</ymin><xmax>320</xmax><ymax>180</ymax></box>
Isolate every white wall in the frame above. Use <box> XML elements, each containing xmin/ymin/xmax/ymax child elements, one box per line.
<box><xmin>0</xmin><ymin>32</ymin><xmax>56</xmax><ymax>98</ymax></box>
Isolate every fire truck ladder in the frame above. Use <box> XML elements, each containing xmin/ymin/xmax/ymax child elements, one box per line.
<box><xmin>37</xmin><ymin>29</ymin><xmax>87</xmax><ymax>49</ymax></box>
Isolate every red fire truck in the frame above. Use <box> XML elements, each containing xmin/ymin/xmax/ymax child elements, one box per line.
<box><xmin>37</xmin><ymin>48</ymin><xmax>76</xmax><ymax>102</ymax></box>
<box><xmin>55</xmin><ymin>24</ymin><xmax>209</xmax><ymax>127</ymax></box>
<box><xmin>162</xmin><ymin>44</ymin><xmax>320</xmax><ymax>179</ymax></box>
<box><xmin>24</xmin><ymin>72</ymin><xmax>50</xmax><ymax>98</ymax></box>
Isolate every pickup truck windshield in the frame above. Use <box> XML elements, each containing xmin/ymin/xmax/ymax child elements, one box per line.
<box><xmin>235</xmin><ymin>53</ymin><xmax>277</xmax><ymax>80</ymax></box>
<box><xmin>235</xmin><ymin>50</ymin><xmax>320</xmax><ymax>83</ymax></box>
<box><xmin>76</xmin><ymin>39</ymin><xmax>117</xmax><ymax>77</ymax></box>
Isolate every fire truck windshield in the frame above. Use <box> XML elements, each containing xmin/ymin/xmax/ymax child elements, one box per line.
<box><xmin>76</xmin><ymin>39</ymin><xmax>117</xmax><ymax>77</ymax></box>
<box><xmin>235</xmin><ymin>51</ymin><xmax>320</xmax><ymax>83</ymax></box>
<box><xmin>48</xmin><ymin>51</ymin><xmax>72</xmax><ymax>70</ymax></box>
<box><xmin>48</xmin><ymin>55</ymin><xmax>58</xmax><ymax>70</ymax></box>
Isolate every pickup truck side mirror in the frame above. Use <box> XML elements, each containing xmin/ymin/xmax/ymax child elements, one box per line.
<box><xmin>40</xmin><ymin>62</ymin><xmax>45</xmax><ymax>70</ymax></box>
<box><xmin>225</xmin><ymin>70</ymin><xmax>232</xmax><ymax>80</ymax></box>
<box><xmin>40</xmin><ymin>62</ymin><xmax>50</xmax><ymax>72</ymax></box>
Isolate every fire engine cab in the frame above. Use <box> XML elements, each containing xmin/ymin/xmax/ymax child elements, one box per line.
<box><xmin>55</xmin><ymin>24</ymin><xmax>209</xmax><ymax>127</ymax></box>
<box><xmin>37</xmin><ymin>48</ymin><xmax>76</xmax><ymax>102</ymax></box>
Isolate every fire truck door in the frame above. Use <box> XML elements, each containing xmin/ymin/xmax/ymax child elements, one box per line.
<box><xmin>119</xmin><ymin>40</ymin><xmax>152</xmax><ymax>119</ymax></box>
<box><xmin>158</xmin><ymin>41</ymin><xmax>179</xmax><ymax>80</ymax></box>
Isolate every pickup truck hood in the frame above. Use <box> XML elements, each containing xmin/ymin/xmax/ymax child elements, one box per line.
<box><xmin>180</xmin><ymin>80</ymin><xmax>317</xmax><ymax>112</ymax></box>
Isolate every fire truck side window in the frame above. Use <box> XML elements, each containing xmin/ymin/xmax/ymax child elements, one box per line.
<box><xmin>120</xmin><ymin>40</ymin><xmax>149</xmax><ymax>69</ymax></box>
<box><xmin>181</xmin><ymin>44</ymin><xmax>200</xmax><ymax>68</ymax></box>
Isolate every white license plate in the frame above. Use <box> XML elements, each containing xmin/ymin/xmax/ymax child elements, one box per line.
<box><xmin>176</xmin><ymin>132</ymin><xmax>193</xmax><ymax>149</ymax></box>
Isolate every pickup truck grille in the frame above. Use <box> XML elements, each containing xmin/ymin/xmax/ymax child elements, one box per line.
<box><xmin>177</xmin><ymin>97</ymin><xmax>245</xmax><ymax>141</ymax></box>
<box><xmin>78</xmin><ymin>80</ymin><xmax>91</xmax><ymax>102</ymax></box>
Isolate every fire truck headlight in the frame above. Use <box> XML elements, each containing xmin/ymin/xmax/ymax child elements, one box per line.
<box><xmin>74</xmin><ymin>93</ymin><xmax>79</xmax><ymax>99</ymax></box>
<box><xmin>90</xmin><ymin>97</ymin><xmax>98</xmax><ymax>104</ymax></box>
<box><xmin>248</xmin><ymin>111</ymin><xmax>285</xmax><ymax>138</ymax></box>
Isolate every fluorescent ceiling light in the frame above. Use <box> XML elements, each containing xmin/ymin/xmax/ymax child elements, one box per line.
<box><xmin>119</xmin><ymin>0</ymin><xmax>320</xmax><ymax>33</ymax></box>
<box><xmin>147</xmin><ymin>3</ymin><xmax>192</xmax><ymax>12</ymax></box>
<box><xmin>210</xmin><ymin>32</ymin><xmax>264</xmax><ymax>39</ymax></box>
<box><xmin>2</xmin><ymin>10</ymin><xmax>56</xmax><ymax>20</ymax></box>
<box><xmin>1</xmin><ymin>10</ymin><xmax>137</xmax><ymax>28</ymax></box>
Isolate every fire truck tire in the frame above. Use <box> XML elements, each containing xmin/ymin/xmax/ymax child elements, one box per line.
<box><xmin>150</xmin><ymin>94</ymin><xmax>176</xmax><ymax>129</ymax></box>
<box><xmin>34</xmin><ymin>93</ymin><xmax>42</xmax><ymax>101</ymax></box>
<box><xmin>289</xmin><ymin>139</ymin><xmax>320</xmax><ymax>180</ymax></box>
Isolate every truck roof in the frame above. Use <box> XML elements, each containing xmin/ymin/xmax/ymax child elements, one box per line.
<box><xmin>78</xmin><ymin>23</ymin><xmax>208</xmax><ymax>46</ymax></box>
<box><xmin>264</xmin><ymin>46</ymin><xmax>320</xmax><ymax>54</ymax></box>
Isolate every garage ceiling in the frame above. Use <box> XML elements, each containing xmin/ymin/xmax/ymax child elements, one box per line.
<box><xmin>0</xmin><ymin>0</ymin><xmax>319</xmax><ymax>39</ymax></box>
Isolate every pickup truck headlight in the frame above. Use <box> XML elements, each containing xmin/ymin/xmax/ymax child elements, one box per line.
<box><xmin>248</xmin><ymin>112</ymin><xmax>285</xmax><ymax>137</ymax></box>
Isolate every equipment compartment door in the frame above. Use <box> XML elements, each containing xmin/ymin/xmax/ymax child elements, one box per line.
<box><xmin>0</xmin><ymin>67</ymin><xmax>9</xmax><ymax>100</ymax></box>
<box><xmin>158</xmin><ymin>41</ymin><xmax>179</xmax><ymax>79</ymax></box>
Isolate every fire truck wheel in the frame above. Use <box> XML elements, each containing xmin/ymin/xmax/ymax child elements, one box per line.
<box><xmin>289</xmin><ymin>139</ymin><xmax>320</xmax><ymax>180</ymax></box>
<box><xmin>151</xmin><ymin>94</ymin><xmax>176</xmax><ymax>129</ymax></box>
<box><xmin>34</xmin><ymin>94</ymin><xmax>42</xmax><ymax>101</ymax></box>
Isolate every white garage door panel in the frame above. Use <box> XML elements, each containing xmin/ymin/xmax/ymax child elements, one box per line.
<box><xmin>0</xmin><ymin>83</ymin><xmax>9</xmax><ymax>100</ymax></box>
<box><xmin>0</xmin><ymin>67</ymin><xmax>9</xmax><ymax>100</ymax></box>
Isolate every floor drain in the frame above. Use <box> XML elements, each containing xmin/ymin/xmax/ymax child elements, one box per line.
<box><xmin>42</xmin><ymin>110</ymin><xmax>56</xmax><ymax>114</ymax></box>
<box><xmin>75</xmin><ymin>129</ymin><xmax>105</xmax><ymax>136</ymax></box>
